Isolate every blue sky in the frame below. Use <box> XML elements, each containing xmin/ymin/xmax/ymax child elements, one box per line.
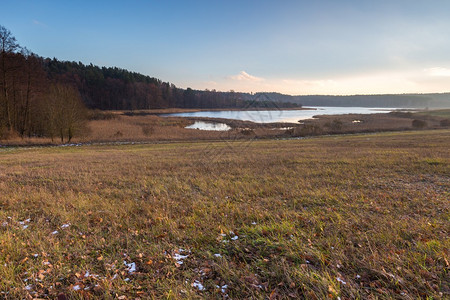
<box><xmin>3</xmin><ymin>0</ymin><xmax>450</xmax><ymax>95</ymax></box>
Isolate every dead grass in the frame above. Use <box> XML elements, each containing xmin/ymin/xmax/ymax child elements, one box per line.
<box><xmin>1</xmin><ymin>109</ymin><xmax>449</xmax><ymax>146</ymax></box>
<box><xmin>0</xmin><ymin>130</ymin><xmax>449</xmax><ymax>298</ymax></box>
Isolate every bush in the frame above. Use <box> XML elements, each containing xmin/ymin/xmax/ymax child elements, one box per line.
<box><xmin>240</xmin><ymin>128</ymin><xmax>255</xmax><ymax>136</ymax></box>
<box><xmin>142</xmin><ymin>125</ymin><xmax>154</xmax><ymax>136</ymax></box>
<box><xmin>88</xmin><ymin>110</ymin><xmax>118</xmax><ymax>120</ymax></box>
<box><xmin>0</xmin><ymin>128</ymin><xmax>21</xmax><ymax>140</ymax></box>
<box><xmin>325</xmin><ymin>119</ymin><xmax>343</xmax><ymax>131</ymax></box>
<box><xmin>285</xmin><ymin>128</ymin><xmax>294</xmax><ymax>135</ymax></box>
<box><xmin>412</xmin><ymin>119</ymin><xmax>427</xmax><ymax>129</ymax></box>
<box><xmin>292</xmin><ymin>124</ymin><xmax>322</xmax><ymax>137</ymax></box>
<box><xmin>112</xmin><ymin>130</ymin><xmax>123</xmax><ymax>137</ymax></box>
<box><xmin>440</xmin><ymin>119</ymin><xmax>450</xmax><ymax>127</ymax></box>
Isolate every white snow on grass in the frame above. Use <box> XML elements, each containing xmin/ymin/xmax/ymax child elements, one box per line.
<box><xmin>337</xmin><ymin>277</ymin><xmax>347</xmax><ymax>285</ymax></box>
<box><xmin>173</xmin><ymin>253</ymin><xmax>189</xmax><ymax>264</ymax></box>
<box><xmin>192</xmin><ymin>280</ymin><xmax>204</xmax><ymax>291</ymax></box>
<box><xmin>216</xmin><ymin>284</ymin><xmax>228</xmax><ymax>293</ymax></box>
<box><xmin>124</xmin><ymin>261</ymin><xmax>136</xmax><ymax>273</ymax></box>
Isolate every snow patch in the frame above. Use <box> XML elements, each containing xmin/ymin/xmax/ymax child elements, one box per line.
<box><xmin>192</xmin><ymin>280</ymin><xmax>204</xmax><ymax>291</ymax></box>
<box><xmin>124</xmin><ymin>261</ymin><xmax>137</xmax><ymax>273</ymax></box>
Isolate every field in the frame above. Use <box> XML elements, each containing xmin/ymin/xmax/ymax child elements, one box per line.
<box><xmin>0</xmin><ymin>130</ymin><xmax>449</xmax><ymax>299</ymax></box>
<box><xmin>416</xmin><ymin>109</ymin><xmax>450</xmax><ymax>119</ymax></box>
<box><xmin>1</xmin><ymin>109</ymin><xmax>449</xmax><ymax>146</ymax></box>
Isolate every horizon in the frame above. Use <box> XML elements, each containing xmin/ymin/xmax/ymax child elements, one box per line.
<box><xmin>3</xmin><ymin>0</ymin><xmax>450</xmax><ymax>96</ymax></box>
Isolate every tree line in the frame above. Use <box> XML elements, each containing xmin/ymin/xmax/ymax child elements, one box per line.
<box><xmin>0</xmin><ymin>25</ymin><xmax>299</xmax><ymax>141</ymax></box>
<box><xmin>44</xmin><ymin>60</ymin><xmax>299</xmax><ymax>110</ymax></box>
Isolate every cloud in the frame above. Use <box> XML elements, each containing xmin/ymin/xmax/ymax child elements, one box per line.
<box><xmin>203</xmin><ymin>80</ymin><xmax>218</xmax><ymax>86</ymax></box>
<box><xmin>424</xmin><ymin>67</ymin><xmax>450</xmax><ymax>77</ymax></box>
<box><xmin>32</xmin><ymin>20</ymin><xmax>48</xmax><ymax>28</ymax></box>
<box><xmin>229</xmin><ymin>71</ymin><xmax>264</xmax><ymax>82</ymax></box>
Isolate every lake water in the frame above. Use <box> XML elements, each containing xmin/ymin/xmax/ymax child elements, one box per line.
<box><xmin>166</xmin><ymin>106</ymin><xmax>402</xmax><ymax>123</ymax></box>
<box><xmin>186</xmin><ymin>121</ymin><xmax>231</xmax><ymax>131</ymax></box>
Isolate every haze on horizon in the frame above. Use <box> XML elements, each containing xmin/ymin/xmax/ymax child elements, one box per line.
<box><xmin>3</xmin><ymin>0</ymin><xmax>450</xmax><ymax>96</ymax></box>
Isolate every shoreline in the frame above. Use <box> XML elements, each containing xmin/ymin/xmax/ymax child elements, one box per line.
<box><xmin>1</xmin><ymin>109</ymin><xmax>448</xmax><ymax>147</ymax></box>
<box><xmin>120</xmin><ymin>107</ymin><xmax>314</xmax><ymax>115</ymax></box>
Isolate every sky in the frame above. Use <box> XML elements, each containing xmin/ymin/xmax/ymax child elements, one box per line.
<box><xmin>2</xmin><ymin>0</ymin><xmax>450</xmax><ymax>95</ymax></box>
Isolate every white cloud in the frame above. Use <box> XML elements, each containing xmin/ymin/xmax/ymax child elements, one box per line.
<box><xmin>204</xmin><ymin>80</ymin><xmax>217</xmax><ymax>86</ymax></box>
<box><xmin>229</xmin><ymin>71</ymin><xmax>264</xmax><ymax>82</ymax></box>
<box><xmin>424</xmin><ymin>67</ymin><xmax>450</xmax><ymax>77</ymax></box>
<box><xmin>32</xmin><ymin>20</ymin><xmax>48</xmax><ymax>28</ymax></box>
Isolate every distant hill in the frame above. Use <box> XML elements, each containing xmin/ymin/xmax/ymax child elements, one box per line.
<box><xmin>243</xmin><ymin>92</ymin><xmax>450</xmax><ymax>108</ymax></box>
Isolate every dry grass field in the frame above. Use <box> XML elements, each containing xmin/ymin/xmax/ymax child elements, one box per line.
<box><xmin>0</xmin><ymin>130</ymin><xmax>448</xmax><ymax>299</ymax></box>
<box><xmin>1</xmin><ymin>109</ymin><xmax>449</xmax><ymax>146</ymax></box>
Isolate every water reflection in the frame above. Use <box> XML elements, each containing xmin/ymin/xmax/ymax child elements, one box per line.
<box><xmin>186</xmin><ymin>121</ymin><xmax>231</xmax><ymax>131</ymax></box>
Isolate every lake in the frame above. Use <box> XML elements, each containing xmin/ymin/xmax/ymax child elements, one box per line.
<box><xmin>165</xmin><ymin>106</ymin><xmax>404</xmax><ymax>123</ymax></box>
<box><xmin>186</xmin><ymin>121</ymin><xmax>232</xmax><ymax>131</ymax></box>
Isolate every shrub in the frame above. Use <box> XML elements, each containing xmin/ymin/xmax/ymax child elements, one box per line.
<box><xmin>0</xmin><ymin>128</ymin><xmax>20</xmax><ymax>140</ymax></box>
<box><xmin>88</xmin><ymin>110</ymin><xmax>117</xmax><ymax>120</ymax></box>
<box><xmin>285</xmin><ymin>128</ymin><xmax>295</xmax><ymax>135</ymax></box>
<box><xmin>412</xmin><ymin>119</ymin><xmax>427</xmax><ymax>129</ymax></box>
<box><xmin>113</xmin><ymin>130</ymin><xmax>123</xmax><ymax>137</ymax></box>
<box><xmin>292</xmin><ymin>124</ymin><xmax>322</xmax><ymax>137</ymax></box>
<box><xmin>440</xmin><ymin>119</ymin><xmax>450</xmax><ymax>127</ymax></box>
<box><xmin>240</xmin><ymin>128</ymin><xmax>255</xmax><ymax>136</ymax></box>
<box><xmin>142</xmin><ymin>125</ymin><xmax>154</xmax><ymax>136</ymax></box>
<box><xmin>325</xmin><ymin>119</ymin><xmax>343</xmax><ymax>131</ymax></box>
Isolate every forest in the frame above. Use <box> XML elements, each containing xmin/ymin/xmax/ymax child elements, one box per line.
<box><xmin>0</xmin><ymin>25</ymin><xmax>298</xmax><ymax>141</ymax></box>
<box><xmin>44</xmin><ymin>60</ymin><xmax>300</xmax><ymax>111</ymax></box>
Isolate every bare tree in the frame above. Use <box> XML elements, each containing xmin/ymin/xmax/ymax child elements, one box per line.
<box><xmin>0</xmin><ymin>25</ymin><xmax>20</xmax><ymax>132</ymax></box>
<box><xmin>0</xmin><ymin>26</ymin><xmax>19</xmax><ymax>53</ymax></box>
<box><xmin>15</xmin><ymin>49</ymin><xmax>47</xmax><ymax>137</ymax></box>
<box><xmin>45</xmin><ymin>83</ymin><xmax>87</xmax><ymax>142</ymax></box>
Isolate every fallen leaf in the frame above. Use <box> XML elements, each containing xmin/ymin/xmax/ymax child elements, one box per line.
<box><xmin>20</xmin><ymin>257</ymin><xmax>28</xmax><ymax>264</ymax></box>
<box><xmin>269</xmin><ymin>289</ymin><xmax>277</xmax><ymax>299</ymax></box>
